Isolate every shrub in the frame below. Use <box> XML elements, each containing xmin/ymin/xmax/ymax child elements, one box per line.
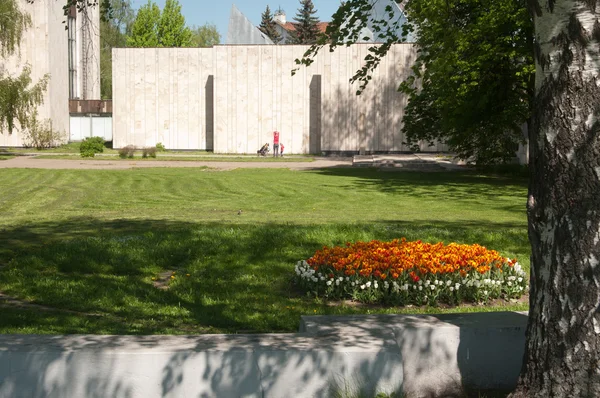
<box><xmin>119</xmin><ymin>145</ymin><xmax>135</xmax><ymax>159</ymax></box>
<box><xmin>142</xmin><ymin>147</ymin><xmax>157</xmax><ymax>158</ymax></box>
<box><xmin>80</xmin><ymin>137</ymin><xmax>105</xmax><ymax>157</ymax></box>
<box><xmin>22</xmin><ymin>113</ymin><xmax>64</xmax><ymax>149</ymax></box>
<box><xmin>155</xmin><ymin>142</ymin><xmax>166</xmax><ymax>152</ymax></box>
<box><xmin>295</xmin><ymin>238</ymin><xmax>528</xmax><ymax>306</ymax></box>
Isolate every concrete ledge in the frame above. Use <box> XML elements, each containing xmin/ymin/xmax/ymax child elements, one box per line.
<box><xmin>0</xmin><ymin>333</ymin><xmax>402</xmax><ymax>398</ymax></box>
<box><xmin>0</xmin><ymin>312</ymin><xmax>527</xmax><ymax>397</ymax></box>
<box><xmin>301</xmin><ymin>312</ymin><xmax>528</xmax><ymax>397</ymax></box>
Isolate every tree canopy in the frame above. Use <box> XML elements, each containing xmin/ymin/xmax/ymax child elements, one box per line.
<box><xmin>127</xmin><ymin>0</ymin><xmax>192</xmax><ymax>48</ymax></box>
<box><xmin>190</xmin><ymin>23</ymin><xmax>220</xmax><ymax>47</ymax></box>
<box><xmin>100</xmin><ymin>0</ymin><xmax>135</xmax><ymax>98</ymax></box>
<box><xmin>296</xmin><ymin>0</ymin><xmax>534</xmax><ymax>163</ymax></box>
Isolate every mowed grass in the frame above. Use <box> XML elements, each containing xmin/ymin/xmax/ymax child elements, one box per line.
<box><xmin>0</xmin><ymin>168</ymin><xmax>529</xmax><ymax>334</ymax></box>
<box><xmin>33</xmin><ymin>154</ymin><xmax>314</xmax><ymax>162</ymax></box>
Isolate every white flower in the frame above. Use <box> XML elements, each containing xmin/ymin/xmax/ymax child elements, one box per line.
<box><xmin>474</xmin><ymin>281</ymin><xmax>481</xmax><ymax>288</ymax></box>
<box><xmin>517</xmin><ymin>277</ymin><xmax>523</xmax><ymax>283</ymax></box>
<box><xmin>413</xmin><ymin>285</ymin><xmax>417</xmax><ymax>290</ymax></box>
<box><xmin>450</xmin><ymin>287</ymin><xmax>454</xmax><ymax>292</ymax></box>
<box><xmin>484</xmin><ymin>279</ymin><xmax>491</xmax><ymax>285</ymax></box>
<box><xmin>418</xmin><ymin>286</ymin><xmax>423</xmax><ymax>291</ymax></box>
<box><xmin>418</xmin><ymin>280</ymin><xmax>423</xmax><ymax>286</ymax></box>
<box><xmin>326</xmin><ymin>281</ymin><xmax>332</xmax><ymax>286</ymax></box>
<box><xmin>507</xmin><ymin>281</ymin><xmax>512</xmax><ymax>287</ymax></box>
<box><xmin>483</xmin><ymin>290</ymin><xmax>488</xmax><ymax>295</ymax></box>
<box><xmin>514</xmin><ymin>263</ymin><xmax>522</xmax><ymax>273</ymax></box>
<box><xmin>434</xmin><ymin>279</ymin><xmax>440</xmax><ymax>285</ymax></box>
<box><xmin>446</xmin><ymin>280</ymin><xmax>452</xmax><ymax>286</ymax></box>
<box><xmin>346</xmin><ymin>277</ymin><xmax>350</xmax><ymax>282</ymax></box>
<box><xmin>430</xmin><ymin>285</ymin><xmax>435</xmax><ymax>290</ymax></box>
<box><xmin>318</xmin><ymin>273</ymin><xmax>322</xmax><ymax>278</ymax></box>
<box><xmin>374</xmin><ymin>282</ymin><xmax>379</xmax><ymax>289</ymax></box>
<box><xmin>361</xmin><ymin>284</ymin><xmax>366</xmax><ymax>290</ymax></box>
<box><xmin>455</xmin><ymin>283</ymin><xmax>460</xmax><ymax>290</ymax></box>
<box><xmin>312</xmin><ymin>277</ymin><xmax>318</xmax><ymax>282</ymax></box>
<box><xmin>366</xmin><ymin>281</ymin><xmax>372</xmax><ymax>288</ymax></box>
<box><xmin>335</xmin><ymin>280</ymin><xmax>340</xmax><ymax>286</ymax></box>
<box><xmin>425</xmin><ymin>280</ymin><xmax>430</xmax><ymax>286</ymax></box>
<box><xmin>320</xmin><ymin>277</ymin><xmax>325</xmax><ymax>281</ymax></box>
<box><xmin>384</xmin><ymin>281</ymin><xmax>389</xmax><ymax>289</ymax></box>
<box><xmin>403</xmin><ymin>284</ymin><xmax>409</xmax><ymax>291</ymax></box>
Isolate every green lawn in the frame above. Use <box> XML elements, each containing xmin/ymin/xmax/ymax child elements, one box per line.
<box><xmin>0</xmin><ymin>155</ymin><xmax>14</xmax><ymax>160</ymax></box>
<box><xmin>33</xmin><ymin>154</ymin><xmax>314</xmax><ymax>162</ymax></box>
<box><xmin>0</xmin><ymin>168</ymin><xmax>529</xmax><ymax>334</ymax></box>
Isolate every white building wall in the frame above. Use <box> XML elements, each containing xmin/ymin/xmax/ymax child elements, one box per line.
<box><xmin>0</xmin><ymin>1</ymin><xmax>100</xmax><ymax>147</ymax></box>
<box><xmin>112</xmin><ymin>48</ymin><xmax>215</xmax><ymax>149</ymax></box>
<box><xmin>113</xmin><ymin>44</ymin><xmax>447</xmax><ymax>154</ymax></box>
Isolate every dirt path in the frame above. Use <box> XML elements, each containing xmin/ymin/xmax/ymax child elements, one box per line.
<box><xmin>0</xmin><ymin>156</ymin><xmax>353</xmax><ymax>170</ymax></box>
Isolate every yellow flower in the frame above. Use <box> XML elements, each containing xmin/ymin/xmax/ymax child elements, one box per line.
<box><xmin>170</xmin><ymin>275</ymin><xmax>175</xmax><ymax>279</ymax></box>
<box><xmin>186</xmin><ymin>274</ymin><xmax>190</xmax><ymax>277</ymax></box>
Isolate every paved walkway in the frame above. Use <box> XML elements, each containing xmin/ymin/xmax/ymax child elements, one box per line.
<box><xmin>0</xmin><ymin>153</ymin><xmax>466</xmax><ymax>171</ymax></box>
<box><xmin>0</xmin><ymin>155</ymin><xmax>353</xmax><ymax>170</ymax></box>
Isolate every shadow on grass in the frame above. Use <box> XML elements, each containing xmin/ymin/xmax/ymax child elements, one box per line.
<box><xmin>306</xmin><ymin>168</ymin><xmax>528</xmax><ymax>202</ymax></box>
<box><xmin>0</xmin><ymin>217</ymin><xmax>529</xmax><ymax>335</ymax></box>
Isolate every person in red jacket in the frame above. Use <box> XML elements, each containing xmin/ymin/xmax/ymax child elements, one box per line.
<box><xmin>273</xmin><ymin>131</ymin><xmax>280</xmax><ymax>157</ymax></box>
<box><xmin>280</xmin><ymin>143</ymin><xmax>285</xmax><ymax>157</ymax></box>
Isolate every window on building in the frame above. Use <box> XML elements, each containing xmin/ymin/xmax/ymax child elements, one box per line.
<box><xmin>68</xmin><ymin>15</ymin><xmax>78</xmax><ymax>99</ymax></box>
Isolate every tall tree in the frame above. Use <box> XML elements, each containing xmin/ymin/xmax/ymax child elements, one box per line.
<box><xmin>127</xmin><ymin>0</ymin><xmax>160</xmax><ymax>47</ymax></box>
<box><xmin>300</xmin><ymin>0</ymin><xmax>600</xmax><ymax>395</ymax></box>
<box><xmin>0</xmin><ymin>0</ymin><xmax>48</xmax><ymax>134</ymax></box>
<box><xmin>258</xmin><ymin>5</ymin><xmax>282</xmax><ymax>44</ymax></box>
<box><xmin>190</xmin><ymin>23</ymin><xmax>220</xmax><ymax>47</ymax></box>
<box><xmin>100</xmin><ymin>0</ymin><xmax>135</xmax><ymax>99</ymax></box>
<box><xmin>157</xmin><ymin>0</ymin><xmax>192</xmax><ymax>47</ymax></box>
<box><xmin>509</xmin><ymin>0</ymin><xmax>600</xmax><ymax>394</ymax></box>
<box><xmin>290</xmin><ymin>0</ymin><xmax>320</xmax><ymax>44</ymax></box>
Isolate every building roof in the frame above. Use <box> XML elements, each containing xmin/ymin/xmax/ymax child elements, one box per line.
<box><xmin>276</xmin><ymin>21</ymin><xmax>329</xmax><ymax>34</ymax></box>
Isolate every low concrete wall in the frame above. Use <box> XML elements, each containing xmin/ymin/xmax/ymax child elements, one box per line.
<box><xmin>301</xmin><ymin>311</ymin><xmax>528</xmax><ymax>396</ymax></box>
<box><xmin>0</xmin><ymin>312</ymin><xmax>527</xmax><ymax>397</ymax></box>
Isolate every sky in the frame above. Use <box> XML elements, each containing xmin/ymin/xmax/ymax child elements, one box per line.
<box><xmin>129</xmin><ymin>1</ymin><xmax>341</xmax><ymax>42</ymax></box>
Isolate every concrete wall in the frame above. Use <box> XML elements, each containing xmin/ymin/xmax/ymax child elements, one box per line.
<box><xmin>112</xmin><ymin>48</ymin><xmax>214</xmax><ymax>150</ymax></box>
<box><xmin>112</xmin><ymin>44</ymin><xmax>447</xmax><ymax>153</ymax></box>
<box><xmin>0</xmin><ymin>1</ymin><xmax>100</xmax><ymax>147</ymax></box>
<box><xmin>0</xmin><ymin>312</ymin><xmax>527</xmax><ymax>397</ymax></box>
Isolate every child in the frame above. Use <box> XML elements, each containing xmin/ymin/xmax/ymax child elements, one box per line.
<box><xmin>280</xmin><ymin>143</ymin><xmax>285</xmax><ymax>157</ymax></box>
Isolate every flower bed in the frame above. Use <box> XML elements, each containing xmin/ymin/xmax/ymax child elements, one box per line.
<box><xmin>295</xmin><ymin>238</ymin><xmax>528</xmax><ymax>306</ymax></box>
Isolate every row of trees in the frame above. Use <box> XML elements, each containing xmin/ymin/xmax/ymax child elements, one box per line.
<box><xmin>100</xmin><ymin>0</ymin><xmax>220</xmax><ymax>98</ymax></box>
<box><xmin>259</xmin><ymin>0</ymin><xmax>322</xmax><ymax>45</ymax></box>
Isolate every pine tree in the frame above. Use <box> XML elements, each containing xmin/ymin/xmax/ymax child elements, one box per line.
<box><xmin>258</xmin><ymin>5</ymin><xmax>282</xmax><ymax>44</ymax></box>
<box><xmin>290</xmin><ymin>0</ymin><xmax>321</xmax><ymax>44</ymax></box>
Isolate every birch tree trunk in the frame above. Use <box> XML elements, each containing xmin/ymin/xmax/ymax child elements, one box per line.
<box><xmin>510</xmin><ymin>0</ymin><xmax>600</xmax><ymax>396</ymax></box>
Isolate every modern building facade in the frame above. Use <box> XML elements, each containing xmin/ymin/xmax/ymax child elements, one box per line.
<box><xmin>0</xmin><ymin>1</ymin><xmax>101</xmax><ymax>147</ymax></box>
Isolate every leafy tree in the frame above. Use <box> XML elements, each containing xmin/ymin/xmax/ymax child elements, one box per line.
<box><xmin>290</xmin><ymin>0</ymin><xmax>321</xmax><ymax>44</ymax></box>
<box><xmin>300</xmin><ymin>0</ymin><xmax>600</xmax><ymax>395</ymax></box>
<box><xmin>157</xmin><ymin>0</ymin><xmax>192</xmax><ymax>47</ymax></box>
<box><xmin>127</xmin><ymin>0</ymin><xmax>192</xmax><ymax>48</ymax></box>
<box><xmin>190</xmin><ymin>23</ymin><xmax>220</xmax><ymax>47</ymax></box>
<box><xmin>297</xmin><ymin>0</ymin><xmax>533</xmax><ymax>164</ymax></box>
<box><xmin>0</xmin><ymin>0</ymin><xmax>49</xmax><ymax>134</ymax></box>
<box><xmin>127</xmin><ymin>0</ymin><xmax>160</xmax><ymax>47</ymax></box>
<box><xmin>258</xmin><ymin>5</ymin><xmax>282</xmax><ymax>44</ymax></box>
<box><xmin>100</xmin><ymin>0</ymin><xmax>135</xmax><ymax>99</ymax></box>
<box><xmin>397</xmin><ymin>0</ymin><xmax>534</xmax><ymax>164</ymax></box>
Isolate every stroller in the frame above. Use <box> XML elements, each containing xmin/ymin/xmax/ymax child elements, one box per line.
<box><xmin>257</xmin><ymin>143</ymin><xmax>270</xmax><ymax>157</ymax></box>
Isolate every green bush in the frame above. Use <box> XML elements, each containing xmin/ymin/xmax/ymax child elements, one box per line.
<box><xmin>119</xmin><ymin>145</ymin><xmax>135</xmax><ymax>159</ymax></box>
<box><xmin>23</xmin><ymin>113</ymin><xmax>65</xmax><ymax>149</ymax></box>
<box><xmin>80</xmin><ymin>150</ymin><xmax>96</xmax><ymax>158</ymax></box>
<box><xmin>156</xmin><ymin>142</ymin><xmax>166</xmax><ymax>152</ymax></box>
<box><xmin>80</xmin><ymin>137</ymin><xmax>105</xmax><ymax>157</ymax></box>
<box><xmin>142</xmin><ymin>147</ymin><xmax>157</xmax><ymax>158</ymax></box>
